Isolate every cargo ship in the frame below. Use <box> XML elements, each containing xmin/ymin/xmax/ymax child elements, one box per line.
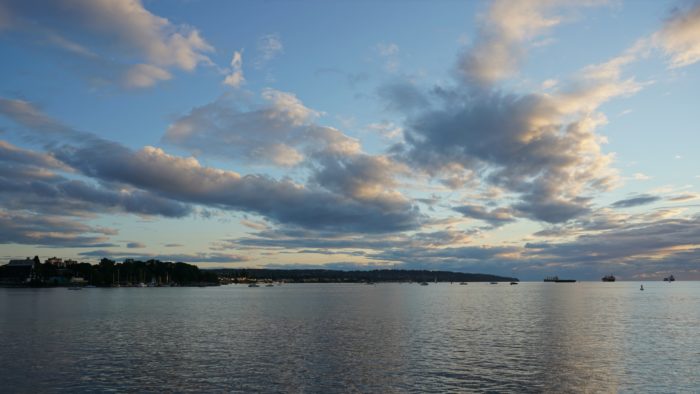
<box><xmin>544</xmin><ymin>276</ymin><xmax>576</xmax><ymax>283</ymax></box>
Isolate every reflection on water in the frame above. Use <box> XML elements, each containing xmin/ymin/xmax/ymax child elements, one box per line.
<box><xmin>1</xmin><ymin>282</ymin><xmax>698</xmax><ymax>392</ymax></box>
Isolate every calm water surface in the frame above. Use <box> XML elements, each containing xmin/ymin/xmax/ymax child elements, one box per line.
<box><xmin>1</xmin><ymin>282</ymin><xmax>698</xmax><ymax>392</ymax></box>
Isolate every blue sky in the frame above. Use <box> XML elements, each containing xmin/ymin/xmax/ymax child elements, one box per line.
<box><xmin>1</xmin><ymin>0</ymin><xmax>700</xmax><ymax>280</ymax></box>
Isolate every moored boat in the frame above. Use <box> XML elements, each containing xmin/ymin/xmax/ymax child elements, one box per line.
<box><xmin>602</xmin><ymin>275</ymin><xmax>616</xmax><ymax>282</ymax></box>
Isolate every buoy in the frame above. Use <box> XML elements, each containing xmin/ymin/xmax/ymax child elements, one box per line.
<box><xmin>640</xmin><ymin>284</ymin><xmax>644</xmax><ymax>291</ymax></box>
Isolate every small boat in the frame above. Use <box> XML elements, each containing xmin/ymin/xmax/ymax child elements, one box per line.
<box><xmin>248</xmin><ymin>283</ymin><xmax>260</xmax><ymax>288</ymax></box>
<box><xmin>365</xmin><ymin>281</ymin><xmax>375</xmax><ymax>285</ymax></box>
<box><xmin>489</xmin><ymin>282</ymin><xmax>498</xmax><ymax>285</ymax></box>
<box><xmin>663</xmin><ymin>275</ymin><xmax>675</xmax><ymax>282</ymax></box>
<box><xmin>67</xmin><ymin>286</ymin><xmax>82</xmax><ymax>290</ymax></box>
<box><xmin>510</xmin><ymin>282</ymin><xmax>518</xmax><ymax>285</ymax></box>
<box><xmin>602</xmin><ymin>275</ymin><xmax>616</xmax><ymax>282</ymax></box>
<box><xmin>419</xmin><ymin>282</ymin><xmax>429</xmax><ymax>286</ymax></box>
<box><xmin>459</xmin><ymin>282</ymin><xmax>468</xmax><ymax>285</ymax></box>
<box><xmin>265</xmin><ymin>283</ymin><xmax>274</xmax><ymax>287</ymax></box>
<box><xmin>640</xmin><ymin>284</ymin><xmax>644</xmax><ymax>291</ymax></box>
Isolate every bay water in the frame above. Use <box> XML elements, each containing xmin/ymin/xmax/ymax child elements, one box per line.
<box><xmin>1</xmin><ymin>282</ymin><xmax>698</xmax><ymax>392</ymax></box>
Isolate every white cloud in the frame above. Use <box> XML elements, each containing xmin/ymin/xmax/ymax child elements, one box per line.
<box><xmin>457</xmin><ymin>0</ymin><xmax>605</xmax><ymax>85</ymax></box>
<box><xmin>375</xmin><ymin>42</ymin><xmax>400</xmax><ymax>72</ymax></box>
<box><xmin>256</xmin><ymin>34</ymin><xmax>283</xmax><ymax>67</ymax></box>
<box><xmin>541</xmin><ymin>79</ymin><xmax>558</xmax><ymax>90</ymax></box>
<box><xmin>367</xmin><ymin>122</ymin><xmax>403</xmax><ymax>140</ymax></box>
<box><xmin>0</xmin><ymin>0</ymin><xmax>214</xmax><ymax>88</ymax></box>
<box><xmin>223</xmin><ymin>50</ymin><xmax>245</xmax><ymax>87</ymax></box>
<box><xmin>125</xmin><ymin>64</ymin><xmax>172</xmax><ymax>88</ymax></box>
<box><xmin>655</xmin><ymin>2</ymin><xmax>700</xmax><ymax>68</ymax></box>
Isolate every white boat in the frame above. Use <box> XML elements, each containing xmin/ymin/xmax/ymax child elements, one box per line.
<box><xmin>248</xmin><ymin>283</ymin><xmax>260</xmax><ymax>288</ymax></box>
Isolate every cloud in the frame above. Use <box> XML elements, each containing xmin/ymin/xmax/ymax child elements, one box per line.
<box><xmin>611</xmin><ymin>194</ymin><xmax>661</xmax><ymax>208</ymax></box>
<box><xmin>375</xmin><ymin>42</ymin><xmax>400</xmax><ymax>72</ymax></box>
<box><xmin>310</xmin><ymin>152</ymin><xmax>408</xmax><ymax>207</ymax></box>
<box><xmin>667</xmin><ymin>193</ymin><xmax>700</xmax><ymax>202</ymax></box>
<box><xmin>386</xmin><ymin>33</ymin><xmax>644</xmax><ymax>224</ymax></box>
<box><xmin>0</xmin><ymin>140</ymin><xmax>67</xmax><ymax>170</ymax></box>
<box><xmin>541</xmin><ymin>79</ymin><xmax>558</xmax><ymax>90</ymax></box>
<box><xmin>223</xmin><ymin>50</ymin><xmax>245</xmax><ymax>87</ymax></box>
<box><xmin>164</xmin><ymin>90</ymin><xmax>320</xmax><ymax>166</ymax></box>
<box><xmin>3</xmin><ymin>96</ymin><xmax>423</xmax><ymax>236</ymax></box>
<box><xmin>0</xmin><ymin>98</ymin><xmax>81</xmax><ymax>139</ymax></box>
<box><xmin>398</xmin><ymin>86</ymin><xmax>623</xmax><ymax>222</ymax></box>
<box><xmin>126</xmin><ymin>242</ymin><xmax>146</xmax><ymax>249</ymax></box>
<box><xmin>78</xmin><ymin>250</ymin><xmax>250</xmax><ymax>264</ymax></box>
<box><xmin>366</xmin><ymin>122</ymin><xmax>402</xmax><ymax>140</ymax></box>
<box><xmin>124</xmin><ymin>64</ymin><xmax>172</xmax><ymax>88</ymax></box>
<box><xmin>655</xmin><ymin>2</ymin><xmax>700</xmax><ymax>68</ymax></box>
<box><xmin>453</xmin><ymin>204</ymin><xmax>516</xmax><ymax>227</ymax></box>
<box><xmin>525</xmin><ymin>214</ymin><xmax>700</xmax><ymax>278</ymax></box>
<box><xmin>0</xmin><ymin>209</ymin><xmax>116</xmax><ymax>248</ymax></box>
<box><xmin>256</xmin><ymin>34</ymin><xmax>283</xmax><ymax>67</ymax></box>
<box><xmin>124</xmin><ymin>64</ymin><xmax>173</xmax><ymax>88</ymax></box>
<box><xmin>53</xmin><ymin>141</ymin><xmax>421</xmax><ymax>234</ymax></box>
<box><xmin>224</xmin><ymin>228</ymin><xmax>472</xmax><ymax>253</ymax></box>
<box><xmin>0</xmin><ymin>0</ymin><xmax>214</xmax><ymax>87</ymax></box>
<box><xmin>377</xmin><ymin>81</ymin><xmax>430</xmax><ymax>113</ymax></box>
<box><xmin>0</xmin><ymin>142</ymin><xmax>193</xmax><ymax>219</ymax></box>
<box><xmin>456</xmin><ymin>0</ymin><xmax>604</xmax><ymax>86</ymax></box>
<box><xmin>632</xmin><ymin>172</ymin><xmax>651</xmax><ymax>181</ymax></box>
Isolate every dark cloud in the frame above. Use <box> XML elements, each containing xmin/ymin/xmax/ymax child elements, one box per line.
<box><xmin>377</xmin><ymin>81</ymin><xmax>430</xmax><ymax>113</ymax></box>
<box><xmin>388</xmin><ymin>62</ymin><xmax>638</xmax><ymax>223</ymax></box>
<box><xmin>0</xmin><ymin>142</ymin><xmax>192</xmax><ymax>218</ymax></box>
<box><xmin>611</xmin><ymin>194</ymin><xmax>661</xmax><ymax>208</ymax></box>
<box><xmin>521</xmin><ymin>213</ymin><xmax>700</xmax><ymax>279</ymax></box>
<box><xmin>126</xmin><ymin>242</ymin><xmax>146</xmax><ymax>249</ymax></box>
<box><xmin>2</xmin><ymin>97</ymin><xmax>424</xmax><ymax>235</ymax></box>
<box><xmin>53</xmin><ymin>141</ymin><xmax>421</xmax><ymax>234</ymax></box>
<box><xmin>77</xmin><ymin>250</ymin><xmax>251</xmax><ymax>264</ymax></box>
<box><xmin>227</xmin><ymin>228</ymin><xmax>472</xmax><ymax>254</ymax></box>
<box><xmin>453</xmin><ymin>204</ymin><xmax>516</xmax><ymax>227</ymax></box>
<box><xmin>0</xmin><ymin>209</ymin><xmax>117</xmax><ymax>248</ymax></box>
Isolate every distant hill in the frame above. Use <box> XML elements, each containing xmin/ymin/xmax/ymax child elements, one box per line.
<box><xmin>210</xmin><ymin>268</ymin><xmax>518</xmax><ymax>283</ymax></box>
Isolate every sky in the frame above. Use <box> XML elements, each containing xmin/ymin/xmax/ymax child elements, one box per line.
<box><xmin>1</xmin><ymin>0</ymin><xmax>700</xmax><ymax>280</ymax></box>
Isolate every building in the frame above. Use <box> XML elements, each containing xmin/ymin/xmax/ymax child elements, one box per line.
<box><xmin>46</xmin><ymin>257</ymin><xmax>64</xmax><ymax>267</ymax></box>
<box><xmin>1</xmin><ymin>258</ymin><xmax>38</xmax><ymax>285</ymax></box>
